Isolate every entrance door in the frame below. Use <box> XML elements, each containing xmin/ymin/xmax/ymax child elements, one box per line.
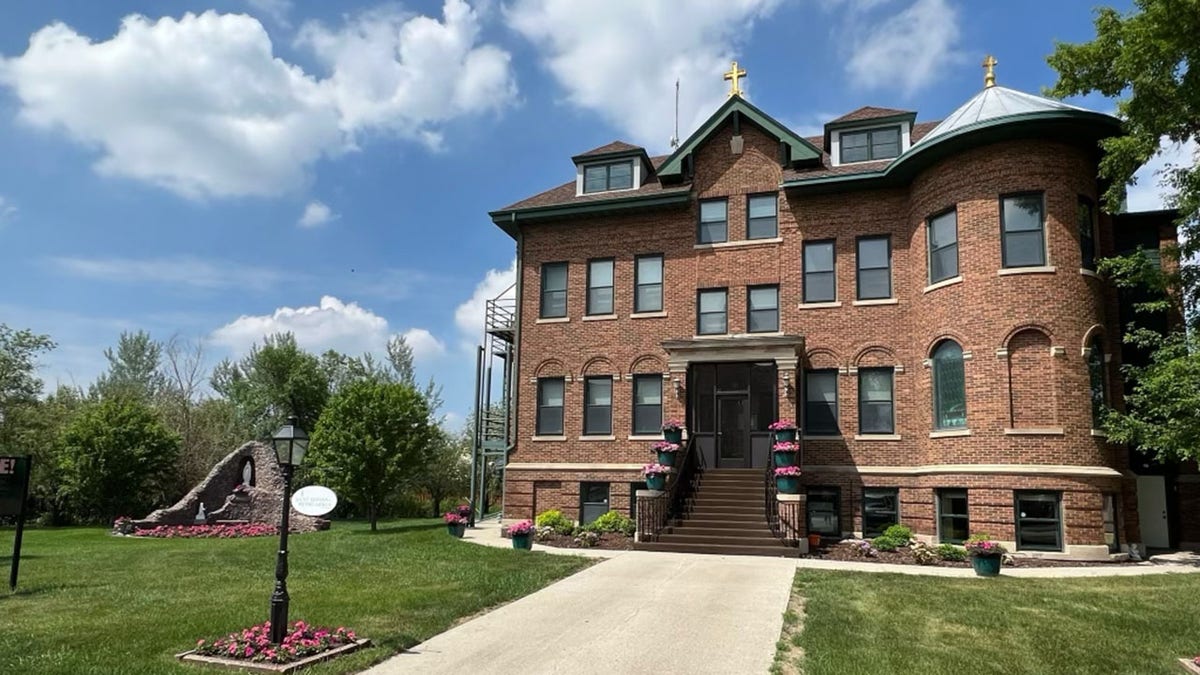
<box><xmin>1137</xmin><ymin>475</ymin><xmax>1170</xmax><ymax>549</ymax></box>
<box><xmin>717</xmin><ymin>395</ymin><xmax>749</xmax><ymax>468</ymax></box>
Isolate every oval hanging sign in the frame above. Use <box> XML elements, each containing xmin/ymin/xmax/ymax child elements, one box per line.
<box><xmin>291</xmin><ymin>485</ymin><xmax>337</xmax><ymax>517</ymax></box>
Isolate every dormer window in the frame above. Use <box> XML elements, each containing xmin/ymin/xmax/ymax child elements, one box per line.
<box><xmin>839</xmin><ymin>126</ymin><xmax>901</xmax><ymax>164</ymax></box>
<box><xmin>583</xmin><ymin>160</ymin><xmax>634</xmax><ymax>193</ymax></box>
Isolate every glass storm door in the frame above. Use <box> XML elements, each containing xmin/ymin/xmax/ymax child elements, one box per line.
<box><xmin>717</xmin><ymin>395</ymin><xmax>749</xmax><ymax>468</ymax></box>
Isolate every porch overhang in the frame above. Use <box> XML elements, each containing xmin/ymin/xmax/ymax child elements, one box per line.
<box><xmin>661</xmin><ymin>334</ymin><xmax>805</xmax><ymax>373</ymax></box>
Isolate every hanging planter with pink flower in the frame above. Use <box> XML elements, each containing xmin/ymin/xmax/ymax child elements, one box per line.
<box><xmin>774</xmin><ymin>465</ymin><xmax>802</xmax><ymax>494</ymax></box>
<box><xmin>768</xmin><ymin>419</ymin><xmax>798</xmax><ymax>442</ymax></box>
<box><xmin>651</xmin><ymin>440</ymin><xmax>682</xmax><ymax>466</ymax></box>
<box><xmin>772</xmin><ymin>441</ymin><xmax>800</xmax><ymax>467</ymax></box>
<box><xmin>643</xmin><ymin>463</ymin><xmax>672</xmax><ymax>491</ymax></box>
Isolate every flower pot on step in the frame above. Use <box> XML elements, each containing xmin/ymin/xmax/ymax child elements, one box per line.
<box><xmin>772</xmin><ymin>451</ymin><xmax>797</xmax><ymax>467</ymax></box>
<box><xmin>663</xmin><ymin>429</ymin><xmax>683</xmax><ymax>444</ymax></box>
<box><xmin>972</xmin><ymin>554</ymin><xmax>1002</xmax><ymax>577</ymax></box>
<box><xmin>511</xmin><ymin>532</ymin><xmax>533</xmax><ymax>550</ymax></box>
<box><xmin>447</xmin><ymin>523</ymin><xmax>466</xmax><ymax>538</ymax></box>
<box><xmin>773</xmin><ymin>429</ymin><xmax>797</xmax><ymax>443</ymax></box>
<box><xmin>656</xmin><ymin>450</ymin><xmax>676</xmax><ymax>466</ymax></box>
<box><xmin>776</xmin><ymin>475</ymin><xmax>800</xmax><ymax>494</ymax></box>
<box><xmin>646</xmin><ymin>474</ymin><xmax>666</xmax><ymax>491</ymax></box>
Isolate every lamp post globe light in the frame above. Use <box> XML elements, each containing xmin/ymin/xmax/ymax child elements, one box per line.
<box><xmin>269</xmin><ymin>415</ymin><xmax>308</xmax><ymax>644</ymax></box>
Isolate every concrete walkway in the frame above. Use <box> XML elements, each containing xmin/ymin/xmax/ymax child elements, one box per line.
<box><xmin>364</xmin><ymin>525</ymin><xmax>796</xmax><ymax>675</ymax></box>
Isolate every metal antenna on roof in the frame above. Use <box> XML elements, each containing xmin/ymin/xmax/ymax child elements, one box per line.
<box><xmin>669</xmin><ymin>78</ymin><xmax>680</xmax><ymax>149</ymax></box>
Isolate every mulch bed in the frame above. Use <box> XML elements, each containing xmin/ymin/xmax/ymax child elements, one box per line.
<box><xmin>532</xmin><ymin>532</ymin><xmax>634</xmax><ymax>551</ymax></box>
<box><xmin>809</xmin><ymin>541</ymin><xmax>1136</xmax><ymax>568</ymax></box>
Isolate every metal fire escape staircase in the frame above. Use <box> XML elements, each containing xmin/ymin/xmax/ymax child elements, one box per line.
<box><xmin>468</xmin><ymin>285</ymin><xmax>516</xmax><ymax>523</ymax></box>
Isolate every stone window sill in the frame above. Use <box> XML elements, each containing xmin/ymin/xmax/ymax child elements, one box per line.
<box><xmin>630</xmin><ymin>311</ymin><xmax>667</xmax><ymax>319</ymax></box>
<box><xmin>1079</xmin><ymin>268</ymin><xmax>1102</xmax><ymax>279</ymax></box>
<box><xmin>798</xmin><ymin>301</ymin><xmax>842</xmax><ymax>310</ymax></box>
<box><xmin>531</xmin><ymin>435</ymin><xmax>566</xmax><ymax>442</ymax></box>
<box><xmin>854</xmin><ymin>434</ymin><xmax>902</xmax><ymax>441</ymax></box>
<box><xmin>628</xmin><ymin>434</ymin><xmax>664</xmax><ymax>441</ymax></box>
<box><xmin>802</xmin><ymin>434</ymin><xmax>843</xmax><ymax>441</ymax></box>
<box><xmin>1004</xmin><ymin>428</ymin><xmax>1065</xmax><ymax>436</ymax></box>
<box><xmin>536</xmin><ymin>317</ymin><xmax>569</xmax><ymax>324</ymax></box>
<box><xmin>1090</xmin><ymin>429</ymin><xmax>1107</xmax><ymax>438</ymax></box>
<box><xmin>923</xmin><ymin>276</ymin><xmax>963</xmax><ymax>293</ymax></box>
<box><xmin>578</xmin><ymin>435</ymin><xmax>616</xmax><ymax>441</ymax></box>
<box><xmin>694</xmin><ymin>237</ymin><xmax>783</xmax><ymax>251</ymax></box>
<box><xmin>929</xmin><ymin>429</ymin><xmax>971</xmax><ymax>438</ymax></box>
<box><xmin>998</xmin><ymin>266</ymin><xmax>1057</xmax><ymax>276</ymax></box>
<box><xmin>852</xmin><ymin>298</ymin><xmax>899</xmax><ymax>306</ymax></box>
<box><xmin>582</xmin><ymin>314</ymin><xmax>618</xmax><ymax>322</ymax></box>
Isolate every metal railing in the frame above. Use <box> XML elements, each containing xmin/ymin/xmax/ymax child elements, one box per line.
<box><xmin>636</xmin><ymin>436</ymin><xmax>703</xmax><ymax>542</ymax></box>
<box><xmin>765</xmin><ymin>444</ymin><xmax>803</xmax><ymax>546</ymax></box>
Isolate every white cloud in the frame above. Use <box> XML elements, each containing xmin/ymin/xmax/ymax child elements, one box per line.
<box><xmin>839</xmin><ymin>0</ymin><xmax>962</xmax><ymax>96</ymax></box>
<box><xmin>401</xmin><ymin>327</ymin><xmax>447</xmax><ymax>361</ymax></box>
<box><xmin>505</xmin><ymin>0</ymin><xmax>781</xmax><ymax>151</ymax></box>
<box><xmin>47</xmin><ymin>255</ymin><xmax>292</xmax><ymax>291</ymax></box>
<box><xmin>453</xmin><ymin>260</ymin><xmax>516</xmax><ymax>348</ymax></box>
<box><xmin>247</xmin><ymin>0</ymin><xmax>293</xmax><ymax>28</ymax></box>
<box><xmin>0</xmin><ymin>3</ymin><xmax>514</xmax><ymax>199</ymax></box>
<box><xmin>297</xmin><ymin>200</ymin><xmax>337</xmax><ymax>228</ymax></box>
<box><xmin>0</xmin><ymin>195</ymin><xmax>16</xmax><ymax>222</ymax></box>
<box><xmin>1127</xmin><ymin>136</ymin><xmax>1199</xmax><ymax>213</ymax></box>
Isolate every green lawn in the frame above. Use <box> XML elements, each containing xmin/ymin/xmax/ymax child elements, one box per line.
<box><xmin>0</xmin><ymin>520</ymin><xmax>591</xmax><ymax>674</ymax></box>
<box><xmin>777</xmin><ymin>569</ymin><xmax>1200</xmax><ymax>675</ymax></box>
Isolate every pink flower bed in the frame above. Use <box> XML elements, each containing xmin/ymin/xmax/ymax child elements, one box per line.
<box><xmin>195</xmin><ymin>620</ymin><xmax>356</xmax><ymax>664</ymax></box>
<box><xmin>134</xmin><ymin>523</ymin><xmax>277</xmax><ymax>538</ymax></box>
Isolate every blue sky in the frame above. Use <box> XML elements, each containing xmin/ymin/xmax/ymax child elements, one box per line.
<box><xmin>0</xmin><ymin>0</ymin><xmax>1179</xmax><ymax>428</ymax></box>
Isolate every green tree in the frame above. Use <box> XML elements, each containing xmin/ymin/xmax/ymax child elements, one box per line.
<box><xmin>91</xmin><ymin>330</ymin><xmax>165</xmax><ymax>400</ymax></box>
<box><xmin>0</xmin><ymin>324</ymin><xmax>55</xmax><ymax>439</ymax></box>
<box><xmin>211</xmin><ymin>333</ymin><xmax>329</xmax><ymax>436</ymax></box>
<box><xmin>59</xmin><ymin>396</ymin><xmax>180</xmax><ymax>522</ymax></box>
<box><xmin>307</xmin><ymin>380</ymin><xmax>434</xmax><ymax>531</ymax></box>
<box><xmin>2</xmin><ymin>385</ymin><xmax>82</xmax><ymax>523</ymax></box>
<box><xmin>1048</xmin><ymin>0</ymin><xmax>1200</xmax><ymax>461</ymax></box>
<box><xmin>418</xmin><ymin>426</ymin><xmax>470</xmax><ymax>517</ymax></box>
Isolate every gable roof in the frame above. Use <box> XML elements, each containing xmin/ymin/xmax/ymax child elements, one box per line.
<box><xmin>655</xmin><ymin>95</ymin><xmax>822</xmax><ymax>181</ymax></box>
<box><xmin>828</xmin><ymin>106</ymin><xmax>915</xmax><ymax>125</ymax></box>
<box><xmin>571</xmin><ymin>140</ymin><xmax>645</xmax><ymax>163</ymax></box>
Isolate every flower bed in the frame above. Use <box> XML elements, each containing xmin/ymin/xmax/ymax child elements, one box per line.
<box><xmin>533</xmin><ymin>529</ymin><xmax>633</xmax><ymax>551</ymax></box>
<box><xmin>132</xmin><ymin>523</ymin><xmax>278</xmax><ymax>538</ymax></box>
<box><xmin>194</xmin><ymin>621</ymin><xmax>356</xmax><ymax>665</ymax></box>
<box><xmin>809</xmin><ymin>540</ymin><xmax>1135</xmax><ymax>568</ymax></box>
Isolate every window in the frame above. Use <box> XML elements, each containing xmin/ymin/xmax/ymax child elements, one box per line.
<box><xmin>747</xmin><ymin>194</ymin><xmax>778</xmax><ymax>239</ymax></box>
<box><xmin>840</xmin><ymin>126</ymin><xmax>901</xmax><ymax>163</ymax></box>
<box><xmin>698</xmin><ymin>199</ymin><xmax>728</xmax><ymax>244</ymax></box>
<box><xmin>536</xmin><ymin>378</ymin><xmax>564</xmax><ymax>435</ymax></box>
<box><xmin>1001</xmin><ymin>193</ymin><xmax>1046</xmax><ymax>268</ymax></box>
<box><xmin>807</xmin><ymin>487</ymin><xmax>841</xmax><ymax>536</ymax></box>
<box><xmin>580</xmin><ymin>482</ymin><xmax>610</xmax><ymax>525</ymax></box>
<box><xmin>1015</xmin><ymin>491</ymin><xmax>1063</xmax><ymax>551</ymax></box>
<box><xmin>1102</xmin><ymin>493</ymin><xmax>1120</xmax><ymax>553</ymax></box>
<box><xmin>927</xmin><ymin>209</ymin><xmax>959</xmax><ymax>283</ymax></box>
<box><xmin>583</xmin><ymin>376</ymin><xmax>613</xmax><ymax>436</ymax></box>
<box><xmin>937</xmin><ymin>488</ymin><xmax>969</xmax><ymax>544</ymax></box>
<box><xmin>804</xmin><ymin>370</ymin><xmax>839</xmax><ymax>435</ymax></box>
<box><xmin>1088</xmin><ymin>336</ymin><xmax>1107</xmax><ymax>428</ymax></box>
<box><xmin>583</xmin><ymin>161</ymin><xmax>633</xmax><ymax>193</ymax></box>
<box><xmin>803</xmin><ymin>240</ymin><xmax>836</xmax><ymax>303</ymax></box>
<box><xmin>697</xmin><ymin>288</ymin><xmax>727</xmax><ymax>335</ymax></box>
<box><xmin>632</xmin><ymin>374</ymin><xmax>663</xmax><ymax>435</ymax></box>
<box><xmin>747</xmin><ymin>285</ymin><xmax>779</xmax><ymax>333</ymax></box>
<box><xmin>1078</xmin><ymin>197</ymin><xmax>1097</xmax><ymax>271</ymax></box>
<box><xmin>856</xmin><ymin>236</ymin><xmax>892</xmax><ymax>300</ymax></box>
<box><xmin>932</xmin><ymin>340</ymin><xmax>966</xmax><ymax>430</ymax></box>
<box><xmin>863</xmin><ymin>488</ymin><xmax>899</xmax><ymax>538</ymax></box>
<box><xmin>634</xmin><ymin>254</ymin><xmax>663</xmax><ymax>313</ymax></box>
<box><xmin>540</xmin><ymin>262</ymin><xmax>568</xmax><ymax>318</ymax></box>
<box><xmin>858</xmin><ymin>367</ymin><xmax>894</xmax><ymax>434</ymax></box>
<box><xmin>586</xmin><ymin>258</ymin><xmax>614</xmax><ymax>315</ymax></box>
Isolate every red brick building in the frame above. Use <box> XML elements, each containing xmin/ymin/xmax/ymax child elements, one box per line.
<box><xmin>486</xmin><ymin>71</ymin><xmax>1192</xmax><ymax>558</ymax></box>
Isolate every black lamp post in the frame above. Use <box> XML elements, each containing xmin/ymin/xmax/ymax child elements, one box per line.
<box><xmin>268</xmin><ymin>415</ymin><xmax>308</xmax><ymax>644</ymax></box>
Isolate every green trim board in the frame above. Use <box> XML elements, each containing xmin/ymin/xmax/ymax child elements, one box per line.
<box><xmin>489</xmin><ymin>190</ymin><xmax>691</xmax><ymax>237</ymax></box>
<box><xmin>657</xmin><ymin>96</ymin><xmax>822</xmax><ymax>181</ymax></box>
<box><xmin>783</xmin><ymin>110</ymin><xmax>1121</xmax><ymax>195</ymax></box>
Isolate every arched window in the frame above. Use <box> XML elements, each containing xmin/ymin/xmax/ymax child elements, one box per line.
<box><xmin>1088</xmin><ymin>336</ymin><xmax>1107</xmax><ymax>428</ymax></box>
<box><xmin>932</xmin><ymin>340</ymin><xmax>966</xmax><ymax>429</ymax></box>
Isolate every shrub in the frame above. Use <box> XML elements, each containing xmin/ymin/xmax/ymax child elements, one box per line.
<box><xmin>589</xmin><ymin>511</ymin><xmax>636</xmax><ymax>536</ymax></box>
<box><xmin>936</xmin><ymin>543</ymin><xmax>968</xmax><ymax>561</ymax></box>
<box><xmin>535</xmin><ymin>509</ymin><xmax>574</xmax><ymax>535</ymax></box>
<box><xmin>534</xmin><ymin>525</ymin><xmax>557</xmax><ymax>542</ymax></box>
<box><xmin>573</xmin><ymin>530</ymin><xmax>600</xmax><ymax>548</ymax></box>
<box><xmin>871</xmin><ymin>535</ymin><xmax>904</xmax><ymax>552</ymax></box>
<box><xmin>848</xmin><ymin>539</ymin><xmax>878</xmax><ymax>557</ymax></box>
<box><xmin>882</xmin><ymin>524</ymin><xmax>914</xmax><ymax>543</ymax></box>
<box><xmin>910</xmin><ymin>541</ymin><xmax>938</xmax><ymax>565</ymax></box>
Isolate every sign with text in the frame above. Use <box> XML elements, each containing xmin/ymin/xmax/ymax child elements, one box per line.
<box><xmin>291</xmin><ymin>485</ymin><xmax>337</xmax><ymax>517</ymax></box>
<box><xmin>0</xmin><ymin>456</ymin><xmax>30</xmax><ymax>516</ymax></box>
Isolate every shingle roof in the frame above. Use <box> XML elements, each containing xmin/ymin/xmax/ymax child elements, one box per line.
<box><xmin>784</xmin><ymin>120</ymin><xmax>941</xmax><ymax>182</ymax></box>
<box><xmin>499</xmin><ymin>155</ymin><xmax>681</xmax><ymax>211</ymax></box>
<box><xmin>572</xmin><ymin>140</ymin><xmax>644</xmax><ymax>160</ymax></box>
<box><xmin>828</xmin><ymin>106</ymin><xmax>915</xmax><ymax>124</ymax></box>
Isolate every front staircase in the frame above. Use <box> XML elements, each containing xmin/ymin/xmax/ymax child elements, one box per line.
<box><xmin>636</xmin><ymin>468</ymin><xmax>799</xmax><ymax>557</ymax></box>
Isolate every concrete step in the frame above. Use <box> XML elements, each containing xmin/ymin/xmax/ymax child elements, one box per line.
<box><xmin>689</xmin><ymin>504</ymin><xmax>763</xmax><ymax>515</ymax></box>
<box><xmin>695</xmin><ymin>487</ymin><xmax>765</xmax><ymax>498</ymax></box>
<box><xmin>681</xmin><ymin>510</ymin><xmax>764</xmax><ymax>522</ymax></box>
<box><xmin>669</xmin><ymin>525</ymin><xmax>776</xmax><ymax>538</ymax></box>
<box><xmin>677</xmin><ymin>518</ymin><xmax>771</xmax><ymax>529</ymax></box>
<box><xmin>657</xmin><ymin>533</ymin><xmax>782</xmax><ymax>546</ymax></box>
<box><xmin>635</xmin><ymin>541</ymin><xmax>800</xmax><ymax>557</ymax></box>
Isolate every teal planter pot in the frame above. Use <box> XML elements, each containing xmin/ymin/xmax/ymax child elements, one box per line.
<box><xmin>773</xmin><ymin>451</ymin><xmax>797</xmax><ymax>467</ymax></box>
<box><xmin>511</xmin><ymin>533</ymin><xmax>533</xmax><ymax>550</ymax></box>
<box><xmin>656</xmin><ymin>451</ymin><xmax>676</xmax><ymax>467</ymax></box>
<box><xmin>776</xmin><ymin>475</ymin><xmax>800</xmax><ymax>494</ymax></box>
<box><xmin>646</xmin><ymin>474</ymin><xmax>667</xmax><ymax>491</ymax></box>
<box><xmin>447</xmin><ymin>523</ymin><xmax>466</xmax><ymax>538</ymax></box>
<box><xmin>972</xmin><ymin>554</ymin><xmax>1002</xmax><ymax>576</ymax></box>
<box><xmin>773</xmin><ymin>429</ymin><xmax>797</xmax><ymax>443</ymax></box>
<box><xmin>663</xmin><ymin>429</ymin><xmax>683</xmax><ymax>444</ymax></box>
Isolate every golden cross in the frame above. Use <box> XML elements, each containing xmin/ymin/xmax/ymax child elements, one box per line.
<box><xmin>982</xmin><ymin>54</ymin><xmax>998</xmax><ymax>88</ymax></box>
<box><xmin>723</xmin><ymin>60</ymin><xmax>747</xmax><ymax>98</ymax></box>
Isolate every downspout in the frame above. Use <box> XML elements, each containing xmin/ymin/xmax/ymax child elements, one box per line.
<box><xmin>505</xmin><ymin>214</ymin><xmax>524</xmax><ymax>519</ymax></box>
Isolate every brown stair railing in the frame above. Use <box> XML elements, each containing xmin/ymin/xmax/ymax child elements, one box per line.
<box><xmin>765</xmin><ymin>446</ymin><xmax>803</xmax><ymax>546</ymax></box>
<box><xmin>636</xmin><ymin>436</ymin><xmax>703</xmax><ymax>542</ymax></box>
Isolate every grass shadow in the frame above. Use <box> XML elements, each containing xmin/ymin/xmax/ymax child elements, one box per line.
<box><xmin>348</xmin><ymin>522</ymin><xmax>443</xmax><ymax>536</ymax></box>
